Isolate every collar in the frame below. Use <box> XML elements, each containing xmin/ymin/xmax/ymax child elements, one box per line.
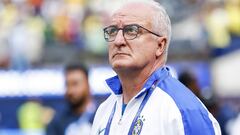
<box><xmin>105</xmin><ymin>66</ymin><xmax>170</xmax><ymax>99</ymax></box>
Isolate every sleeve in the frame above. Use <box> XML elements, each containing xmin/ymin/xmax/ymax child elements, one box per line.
<box><xmin>165</xmin><ymin>99</ymin><xmax>185</xmax><ymax>135</ymax></box>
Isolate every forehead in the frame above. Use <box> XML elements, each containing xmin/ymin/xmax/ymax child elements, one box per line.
<box><xmin>66</xmin><ymin>70</ymin><xmax>85</xmax><ymax>79</ymax></box>
<box><xmin>110</xmin><ymin>3</ymin><xmax>154</xmax><ymax>25</ymax></box>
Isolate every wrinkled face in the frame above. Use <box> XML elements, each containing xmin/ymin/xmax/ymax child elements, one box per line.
<box><xmin>107</xmin><ymin>4</ymin><xmax>160</xmax><ymax>72</ymax></box>
<box><xmin>65</xmin><ymin>70</ymin><xmax>89</xmax><ymax>106</ymax></box>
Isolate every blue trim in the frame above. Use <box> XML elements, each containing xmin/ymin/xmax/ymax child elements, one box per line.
<box><xmin>104</xmin><ymin>102</ymin><xmax>117</xmax><ymax>135</ymax></box>
<box><xmin>158</xmin><ymin>75</ymin><xmax>215</xmax><ymax>135</ymax></box>
<box><xmin>105</xmin><ymin>76</ymin><xmax>122</xmax><ymax>95</ymax></box>
<box><xmin>105</xmin><ymin>67</ymin><xmax>169</xmax><ymax>97</ymax></box>
<box><xmin>127</xmin><ymin>81</ymin><xmax>158</xmax><ymax>135</ymax></box>
<box><xmin>135</xmin><ymin>67</ymin><xmax>169</xmax><ymax>98</ymax></box>
<box><xmin>122</xmin><ymin>103</ymin><xmax>127</xmax><ymax>116</ymax></box>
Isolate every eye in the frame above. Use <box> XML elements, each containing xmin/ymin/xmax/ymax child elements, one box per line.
<box><xmin>104</xmin><ymin>26</ymin><xmax>118</xmax><ymax>36</ymax></box>
<box><xmin>124</xmin><ymin>25</ymin><xmax>138</xmax><ymax>35</ymax></box>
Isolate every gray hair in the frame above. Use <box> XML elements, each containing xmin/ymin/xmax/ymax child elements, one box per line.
<box><xmin>113</xmin><ymin>0</ymin><xmax>172</xmax><ymax>62</ymax></box>
<box><xmin>148</xmin><ymin>0</ymin><xmax>171</xmax><ymax>62</ymax></box>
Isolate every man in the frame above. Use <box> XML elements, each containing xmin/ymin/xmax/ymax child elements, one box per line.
<box><xmin>46</xmin><ymin>64</ymin><xmax>95</xmax><ymax>135</ymax></box>
<box><xmin>91</xmin><ymin>0</ymin><xmax>221</xmax><ymax>135</ymax></box>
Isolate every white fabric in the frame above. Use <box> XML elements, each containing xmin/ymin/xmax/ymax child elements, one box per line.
<box><xmin>91</xmin><ymin>87</ymin><xmax>185</xmax><ymax>135</ymax></box>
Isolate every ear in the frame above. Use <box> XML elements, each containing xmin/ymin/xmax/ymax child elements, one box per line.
<box><xmin>156</xmin><ymin>37</ymin><xmax>167</xmax><ymax>57</ymax></box>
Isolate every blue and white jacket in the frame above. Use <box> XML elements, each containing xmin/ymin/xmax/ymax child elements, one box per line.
<box><xmin>91</xmin><ymin>67</ymin><xmax>221</xmax><ymax>135</ymax></box>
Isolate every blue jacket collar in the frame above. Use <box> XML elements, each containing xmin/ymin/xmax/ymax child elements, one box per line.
<box><xmin>105</xmin><ymin>67</ymin><xmax>170</xmax><ymax>98</ymax></box>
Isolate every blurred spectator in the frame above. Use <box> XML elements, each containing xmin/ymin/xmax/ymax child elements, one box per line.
<box><xmin>179</xmin><ymin>70</ymin><xmax>237</xmax><ymax>135</ymax></box>
<box><xmin>203</xmin><ymin>2</ymin><xmax>230</xmax><ymax>49</ymax></box>
<box><xmin>17</xmin><ymin>100</ymin><xmax>46</xmax><ymax>135</ymax></box>
<box><xmin>0</xmin><ymin>0</ymin><xmax>45</xmax><ymax>70</ymax></box>
<box><xmin>10</xmin><ymin>1</ymin><xmax>45</xmax><ymax>70</ymax></box>
<box><xmin>0</xmin><ymin>0</ymin><xmax>17</xmax><ymax>69</ymax></box>
<box><xmin>0</xmin><ymin>44</ymin><xmax>9</xmax><ymax>69</ymax></box>
<box><xmin>225</xmin><ymin>0</ymin><xmax>240</xmax><ymax>36</ymax></box>
<box><xmin>18</xmin><ymin>101</ymin><xmax>42</xmax><ymax>129</ymax></box>
<box><xmin>203</xmin><ymin>0</ymin><xmax>240</xmax><ymax>57</ymax></box>
<box><xmin>46</xmin><ymin>64</ymin><xmax>96</xmax><ymax>135</ymax></box>
<box><xmin>178</xmin><ymin>70</ymin><xmax>204</xmax><ymax>100</ymax></box>
<box><xmin>17</xmin><ymin>99</ymin><xmax>55</xmax><ymax>135</ymax></box>
<box><xmin>83</xmin><ymin>13</ymin><xmax>107</xmax><ymax>55</ymax></box>
<box><xmin>228</xmin><ymin>113</ymin><xmax>240</xmax><ymax>135</ymax></box>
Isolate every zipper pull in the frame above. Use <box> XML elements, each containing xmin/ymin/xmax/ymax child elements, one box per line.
<box><xmin>118</xmin><ymin>117</ymin><xmax>122</xmax><ymax>125</ymax></box>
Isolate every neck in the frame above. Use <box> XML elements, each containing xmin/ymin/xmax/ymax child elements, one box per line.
<box><xmin>73</xmin><ymin>97</ymin><xmax>92</xmax><ymax>115</ymax></box>
<box><xmin>116</xmin><ymin>60</ymin><xmax>164</xmax><ymax>104</ymax></box>
<box><xmin>120</xmin><ymin>70</ymin><xmax>149</xmax><ymax>104</ymax></box>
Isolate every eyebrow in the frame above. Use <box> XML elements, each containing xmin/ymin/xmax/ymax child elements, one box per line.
<box><xmin>106</xmin><ymin>25</ymin><xmax>118</xmax><ymax>28</ymax></box>
<box><xmin>105</xmin><ymin>24</ymin><xmax>138</xmax><ymax>28</ymax></box>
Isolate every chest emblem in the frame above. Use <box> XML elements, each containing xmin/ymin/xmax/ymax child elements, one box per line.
<box><xmin>132</xmin><ymin>115</ymin><xmax>145</xmax><ymax>135</ymax></box>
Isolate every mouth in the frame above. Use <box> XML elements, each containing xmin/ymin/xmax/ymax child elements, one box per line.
<box><xmin>112</xmin><ymin>52</ymin><xmax>130</xmax><ymax>58</ymax></box>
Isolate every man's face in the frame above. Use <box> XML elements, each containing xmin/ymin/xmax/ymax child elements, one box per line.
<box><xmin>108</xmin><ymin>4</ymin><xmax>160</xmax><ymax>72</ymax></box>
<box><xmin>65</xmin><ymin>70</ymin><xmax>89</xmax><ymax>107</ymax></box>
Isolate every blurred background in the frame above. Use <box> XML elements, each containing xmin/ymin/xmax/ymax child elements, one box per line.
<box><xmin>0</xmin><ymin>0</ymin><xmax>239</xmax><ymax>135</ymax></box>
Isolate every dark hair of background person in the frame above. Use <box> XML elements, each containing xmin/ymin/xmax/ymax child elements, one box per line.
<box><xmin>178</xmin><ymin>71</ymin><xmax>202</xmax><ymax>98</ymax></box>
<box><xmin>64</xmin><ymin>64</ymin><xmax>89</xmax><ymax>78</ymax></box>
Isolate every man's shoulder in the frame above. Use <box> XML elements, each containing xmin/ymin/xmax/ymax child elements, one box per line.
<box><xmin>93</xmin><ymin>94</ymin><xmax>117</xmax><ymax>122</ymax></box>
<box><xmin>156</xmin><ymin>76</ymin><xmax>201</xmax><ymax>110</ymax></box>
<box><xmin>155</xmin><ymin>76</ymin><xmax>221</xmax><ymax>134</ymax></box>
<box><xmin>95</xmin><ymin>94</ymin><xmax>116</xmax><ymax>112</ymax></box>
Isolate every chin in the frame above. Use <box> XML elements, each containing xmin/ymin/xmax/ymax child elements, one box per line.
<box><xmin>112</xmin><ymin>60</ymin><xmax>127</xmax><ymax>67</ymax></box>
<box><xmin>112</xmin><ymin>65</ymin><xmax>126</xmax><ymax>71</ymax></box>
<box><xmin>110</xmin><ymin>56</ymin><xmax>139</xmax><ymax>70</ymax></box>
<box><xmin>112</xmin><ymin>62</ymin><xmax>136</xmax><ymax>72</ymax></box>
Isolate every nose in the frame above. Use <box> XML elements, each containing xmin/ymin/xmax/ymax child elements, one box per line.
<box><xmin>113</xmin><ymin>30</ymin><xmax>126</xmax><ymax>46</ymax></box>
